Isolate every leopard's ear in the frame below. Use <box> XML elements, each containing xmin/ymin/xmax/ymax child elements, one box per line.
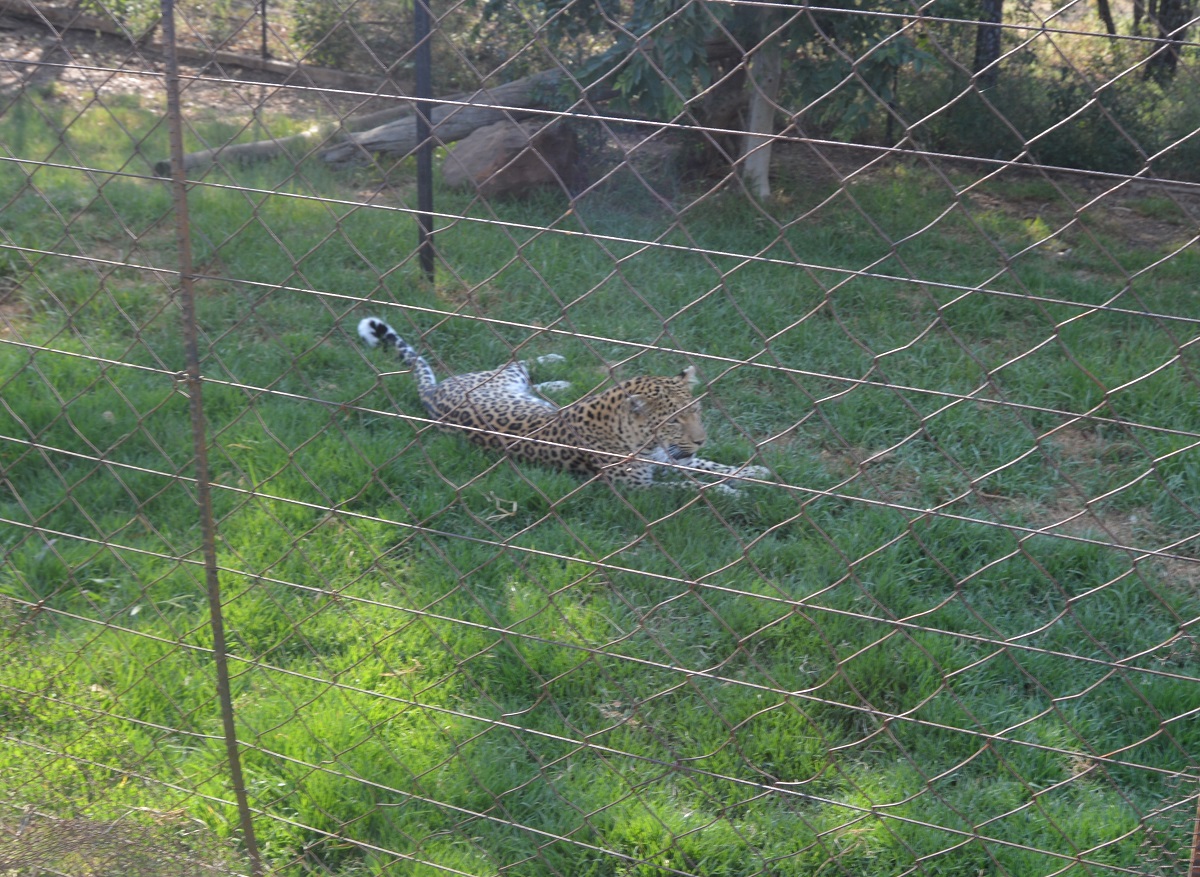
<box><xmin>680</xmin><ymin>365</ymin><xmax>699</xmax><ymax>388</ymax></box>
<box><xmin>627</xmin><ymin>394</ymin><xmax>649</xmax><ymax>416</ymax></box>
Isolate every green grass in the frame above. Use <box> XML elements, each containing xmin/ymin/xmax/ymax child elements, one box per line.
<box><xmin>2</xmin><ymin>95</ymin><xmax>1199</xmax><ymax>876</ymax></box>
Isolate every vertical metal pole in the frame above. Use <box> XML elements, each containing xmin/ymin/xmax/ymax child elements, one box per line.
<box><xmin>160</xmin><ymin>2</ymin><xmax>262</xmax><ymax>873</ymax></box>
<box><xmin>413</xmin><ymin>0</ymin><xmax>435</xmax><ymax>281</ymax></box>
<box><xmin>260</xmin><ymin>0</ymin><xmax>269</xmax><ymax>59</ymax></box>
<box><xmin>1190</xmin><ymin>788</ymin><xmax>1200</xmax><ymax>877</ymax></box>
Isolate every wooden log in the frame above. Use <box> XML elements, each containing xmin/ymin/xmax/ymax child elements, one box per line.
<box><xmin>148</xmin><ymin>100</ymin><xmax>429</xmax><ymax>176</ymax></box>
<box><xmin>152</xmin><ymin>129</ymin><xmax>330</xmax><ymax>177</ymax></box>
<box><xmin>152</xmin><ymin>70</ymin><xmax>573</xmax><ymax>175</ymax></box>
<box><xmin>319</xmin><ymin>69</ymin><xmax>567</xmax><ymax>164</ymax></box>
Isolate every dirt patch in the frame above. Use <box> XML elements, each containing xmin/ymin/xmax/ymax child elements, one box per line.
<box><xmin>966</xmin><ymin>172</ymin><xmax>1200</xmax><ymax>255</ymax></box>
<box><xmin>0</xmin><ymin>15</ymin><xmax>397</xmax><ymax>120</ymax></box>
<box><xmin>771</xmin><ymin>136</ymin><xmax>1200</xmax><ymax>256</ymax></box>
<box><xmin>1014</xmin><ymin>425</ymin><xmax>1200</xmax><ymax>589</ymax></box>
<box><xmin>0</xmin><ymin>275</ymin><xmax>24</xmax><ymax>336</ymax></box>
<box><xmin>1082</xmin><ymin>201</ymin><xmax>1196</xmax><ymax>251</ymax></box>
<box><xmin>1027</xmin><ymin>497</ymin><xmax>1200</xmax><ymax>590</ymax></box>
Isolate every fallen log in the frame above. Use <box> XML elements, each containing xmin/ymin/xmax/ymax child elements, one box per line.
<box><xmin>319</xmin><ymin>69</ymin><xmax>566</xmax><ymax>164</ymax></box>
<box><xmin>149</xmin><ymin>105</ymin><xmax>420</xmax><ymax>176</ymax></box>
<box><xmin>152</xmin><ymin>129</ymin><xmax>329</xmax><ymax>177</ymax></box>
<box><xmin>152</xmin><ymin>69</ymin><xmax>573</xmax><ymax>175</ymax></box>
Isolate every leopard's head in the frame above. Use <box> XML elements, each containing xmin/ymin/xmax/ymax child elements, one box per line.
<box><xmin>619</xmin><ymin>366</ymin><xmax>706</xmax><ymax>461</ymax></box>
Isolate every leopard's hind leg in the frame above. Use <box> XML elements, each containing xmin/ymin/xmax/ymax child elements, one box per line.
<box><xmin>526</xmin><ymin>353</ymin><xmax>571</xmax><ymax>395</ymax></box>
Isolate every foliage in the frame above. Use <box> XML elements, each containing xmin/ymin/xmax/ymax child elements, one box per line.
<box><xmin>291</xmin><ymin>0</ymin><xmax>365</xmax><ymax>69</ymax></box>
<box><xmin>469</xmin><ymin>0</ymin><xmax>1198</xmax><ymax>177</ymax></box>
<box><xmin>289</xmin><ymin>0</ymin><xmax>493</xmax><ymax>90</ymax></box>
<box><xmin>478</xmin><ymin>0</ymin><xmax>933</xmax><ymax>125</ymax></box>
<box><xmin>897</xmin><ymin>39</ymin><xmax>1200</xmax><ymax>176</ymax></box>
<box><xmin>784</xmin><ymin>3</ymin><xmax>939</xmax><ymax>140</ymax></box>
<box><xmin>79</xmin><ymin>0</ymin><xmax>159</xmax><ymax>37</ymax></box>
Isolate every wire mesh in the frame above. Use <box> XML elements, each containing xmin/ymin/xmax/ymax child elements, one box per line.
<box><xmin>1</xmin><ymin>0</ymin><xmax>1199</xmax><ymax>875</ymax></box>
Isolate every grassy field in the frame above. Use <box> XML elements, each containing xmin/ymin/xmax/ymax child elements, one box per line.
<box><xmin>2</xmin><ymin>93</ymin><xmax>1199</xmax><ymax>876</ymax></box>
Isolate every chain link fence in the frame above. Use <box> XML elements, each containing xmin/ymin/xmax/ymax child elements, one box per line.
<box><xmin>2</xmin><ymin>0</ymin><xmax>1199</xmax><ymax>874</ymax></box>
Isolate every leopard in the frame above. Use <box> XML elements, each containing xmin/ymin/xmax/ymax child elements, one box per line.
<box><xmin>357</xmin><ymin>316</ymin><xmax>770</xmax><ymax>490</ymax></box>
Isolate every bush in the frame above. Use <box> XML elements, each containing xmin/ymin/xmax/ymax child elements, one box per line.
<box><xmin>291</xmin><ymin>0</ymin><xmax>363</xmax><ymax>69</ymax></box>
<box><xmin>899</xmin><ymin>53</ymin><xmax>1187</xmax><ymax>176</ymax></box>
<box><xmin>1141</xmin><ymin>80</ymin><xmax>1200</xmax><ymax>179</ymax></box>
<box><xmin>881</xmin><ymin>21</ymin><xmax>1200</xmax><ymax>179</ymax></box>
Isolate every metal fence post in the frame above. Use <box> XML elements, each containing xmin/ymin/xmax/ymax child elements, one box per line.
<box><xmin>160</xmin><ymin>1</ymin><xmax>263</xmax><ymax>872</ymax></box>
<box><xmin>414</xmin><ymin>0</ymin><xmax>435</xmax><ymax>281</ymax></box>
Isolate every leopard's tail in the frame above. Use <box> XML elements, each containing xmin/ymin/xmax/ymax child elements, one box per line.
<box><xmin>357</xmin><ymin>316</ymin><xmax>438</xmax><ymax>406</ymax></box>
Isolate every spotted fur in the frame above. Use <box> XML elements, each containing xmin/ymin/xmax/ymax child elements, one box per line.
<box><xmin>358</xmin><ymin>316</ymin><xmax>769</xmax><ymax>489</ymax></box>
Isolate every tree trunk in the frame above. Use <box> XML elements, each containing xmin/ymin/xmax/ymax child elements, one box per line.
<box><xmin>1096</xmin><ymin>0</ymin><xmax>1117</xmax><ymax>35</ymax></box>
<box><xmin>973</xmin><ymin>0</ymin><xmax>1004</xmax><ymax>89</ymax></box>
<box><xmin>740</xmin><ymin>30</ymin><xmax>783</xmax><ymax>200</ymax></box>
<box><xmin>1145</xmin><ymin>0</ymin><xmax>1192</xmax><ymax>81</ymax></box>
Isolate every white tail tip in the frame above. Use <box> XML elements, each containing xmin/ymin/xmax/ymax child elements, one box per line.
<box><xmin>358</xmin><ymin>317</ymin><xmax>386</xmax><ymax>347</ymax></box>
